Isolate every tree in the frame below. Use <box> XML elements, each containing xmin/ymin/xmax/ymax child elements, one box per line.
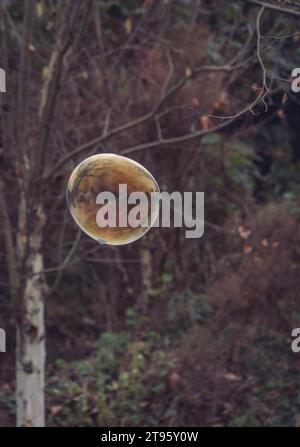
<box><xmin>0</xmin><ymin>0</ymin><xmax>91</xmax><ymax>426</ymax></box>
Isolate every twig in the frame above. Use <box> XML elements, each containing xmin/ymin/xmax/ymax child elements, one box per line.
<box><xmin>44</xmin><ymin>61</ymin><xmax>246</xmax><ymax>180</ymax></box>
<box><xmin>243</xmin><ymin>0</ymin><xmax>300</xmax><ymax>17</ymax></box>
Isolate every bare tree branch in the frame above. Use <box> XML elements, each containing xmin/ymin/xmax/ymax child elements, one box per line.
<box><xmin>243</xmin><ymin>0</ymin><xmax>300</xmax><ymax>17</ymax></box>
<box><xmin>121</xmin><ymin>117</ymin><xmax>237</xmax><ymax>155</ymax></box>
<box><xmin>35</xmin><ymin>1</ymin><xmax>92</xmax><ymax>180</ymax></box>
<box><xmin>44</xmin><ymin>61</ymin><xmax>247</xmax><ymax>180</ymax></box>
<box><xmin>17</xmin><ymin>0</ymin><xmax>34</xmax><ymax>161</ymax></box>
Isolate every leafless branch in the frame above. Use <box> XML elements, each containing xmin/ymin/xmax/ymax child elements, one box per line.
<box><xmin>243</xmin><ymin>0</ymin><xmax>300</xmax><ymax>17</ymax></box>
<box><xmin>44</xmin><ymin>61</ymin><xmax>247</xmax><ymax>180</ymax></box>
<box><xmin>121</xmin><ymin>117</ymin><xmax>237</xmax><ymax>155</ymax></box>
<box><xmin>35</xmin><ymin>1</ymin><xmax>92</xmax><ymax>180</ymax></box>
<box><xmin>17</xmin><ymin>0</ymin><xmax>34</xmax><ymax>161</ymax></box>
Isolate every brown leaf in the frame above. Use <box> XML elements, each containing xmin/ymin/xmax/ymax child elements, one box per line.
<box><xmin>238</xmin><ymin>225</ymin><xmax>251</xmax><ymax>240</ymax></box>
<box><xmin>251</xmin><ymin>83</ymin><xmax>261</xmax><ymax>93</ymax></box>
<box><xmin>28</xmin><ymin>44</ymin><xmax>36</xmax><ymax>53</ymax></box>
<box><xmin>168</xmin><ymin>371</ymin><xmax>181</xmax><ymax>390</ymax></box>
<box><xmin>224</xmin><ymin>373</ymin><xmax>241</xmax><ymax>382</ymax></box>
<box><xmin>191</xmin><ymin>98</ymin><xmax>200</xmax><ymax>109</ymax></box>
<box><xmin>200</xmin><ymin>115</ymin><xmax>213</xmax><ymax>130</ymax></box>
<box><xmin>50</xmin><ymin>405</ymin><xmax>63</xmax><ymax>416</ymax></box>
<box><xmin>243</xmin><ymin>245</ymin><xmax>253</xmax><ymax>255</ymax></box>
<box><xmin>214</xmin><ymin>92</ymin><xmax>227</xmax><ymax>110</ymax></box>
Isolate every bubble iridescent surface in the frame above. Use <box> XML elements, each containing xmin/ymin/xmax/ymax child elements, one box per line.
<box><xmin>66</xmin><ymin>154</ymin><xmax>160</xmax><ymax>245</ymax></box>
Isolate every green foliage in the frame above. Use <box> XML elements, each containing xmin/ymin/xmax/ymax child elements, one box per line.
<box><xmin>225</xmin><ymin>141</ymin><xmax>259</xmax><ymax>192</ymax></box>
<box><xmin>167</xmin><ymin>290</ymin><xmax>212</xmax><ymax>332</ymax></box>
<box><xmin>229</xmin><ymin>412</ymin><xmax>261</xmax><ymax>428</ymax></box>
<box><xmin>47</xmin><ymin>331</ymin><xmax>175</xmax><ymax>427</ymax></box>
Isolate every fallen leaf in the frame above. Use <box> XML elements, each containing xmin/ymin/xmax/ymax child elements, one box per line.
<box><xmin>238</xmin><ymin>225</ymin><xmax>251</xmax><ymax>239</ymax></box>
<box><xmin>224</xmin><ymin>373</ymin><xmax>241</xmax><ymax>382</ymax></box>
<box><xmin>50</xmin><ymin>405</ymin><xmax>63</xmax><ymax>416</ymax></box>
<box><xmin>244</xmin><ymin>245</ymin><xmax>253</xmax><ymax>254</ymax></box>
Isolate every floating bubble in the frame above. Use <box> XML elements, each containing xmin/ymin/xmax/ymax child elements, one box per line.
<box><xmin>66</xmin><ymin>154</ymin><xmax>160</xmax><ymax>245</ymax></box>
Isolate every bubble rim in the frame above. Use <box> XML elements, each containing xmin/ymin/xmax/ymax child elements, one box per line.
<box><xmin>66</xmin><ymin>153</ymin><xmax>160</xmax><ymax>246</ymax></box>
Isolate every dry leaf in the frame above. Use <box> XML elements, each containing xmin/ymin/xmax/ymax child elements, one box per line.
<box><xmin>191</xmin><ymin>98</ymin><xmax>200</xmax><ymax>109</ymax></box>
<box><xmin>244</xmin><ymin>245</ymin><xmax>253</xmax><ymax>254</ymax></box>
<box><xmin>124</xmin><ymin>18</ymin><xmax>132</xmax><ymax>35</ymax></box>
<box><xmin>214</xmin><ymin>92</ymin><xmax>227</xmax><ymax>110</ymax></box>
<box><xmin>168</xmin><ymin>371</ymin><xmax>181</xmax><ymax>390</ymax></box>
<box><xmin>42</xmin><ymin>66</ymin><xmax>49</xmax><ymax>80</ymax></box>
<box><xmin>36</xmin><ymin>2</ymin><xmax>44</xmax><ymax>18</ymax></box>
<box><xmin>238</xmin><ymin>225</ymin><xmax>251</xmax><ymax>240</ymax></box>
<box><xmin>28</xmin><ymin>44</ymin><xmax>36</xmax><ymax>53</ymax></box>
<box><xmin>50</xmin><ymin>405</ymin><xmax>63</xmax><ymax>416</ymax></box>
<box><xmin>200</xmin><ymin>115</ymin><xmax>213</xmax><ymax>130</ymax></box>
<box><xmin>185</xmin><ymin>67</ymin><xmax>192</xmax><ymax>78</ymax></box>
<box><xmin>277</xmin><ymin>109</ymin><xmax>285</xmax><ymax>119</ymax></box>
<box><xmin>251</xmin><ymin>83</ymin><xmax>261</xmax><ymax>92</ymax></box>
<box><xmin>224</xmin><ymin>373</ymin><xmax>241</xmax><ymax>382</ymax></box>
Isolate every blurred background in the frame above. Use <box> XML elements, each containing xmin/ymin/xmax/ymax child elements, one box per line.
<box><xmin>1</xmin><ymin>0</ymin><xmax>300</xmax><ymax>427</ymax></box>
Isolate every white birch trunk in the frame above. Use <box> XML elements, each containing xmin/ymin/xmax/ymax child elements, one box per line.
<box><xmin>16</xmin><ymin>223</ymin><xmax>46</xmax><ymax>427</ymax></box>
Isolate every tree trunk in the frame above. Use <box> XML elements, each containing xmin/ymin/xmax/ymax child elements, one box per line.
<box><xmin>16</xmin><ymin>209</ymin><xmax>46</xmax><ymax>427</ymax></box>
<box><xmin>137</xmin><ymin>241</ymin><xmax>152</xmax><ymax>315</ymax></box>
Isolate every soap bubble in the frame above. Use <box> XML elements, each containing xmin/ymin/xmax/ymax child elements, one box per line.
<box><xmin>66</xmin><ymin>154</ymin><xmax>160</xmax><ymax>245</ymax></box>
